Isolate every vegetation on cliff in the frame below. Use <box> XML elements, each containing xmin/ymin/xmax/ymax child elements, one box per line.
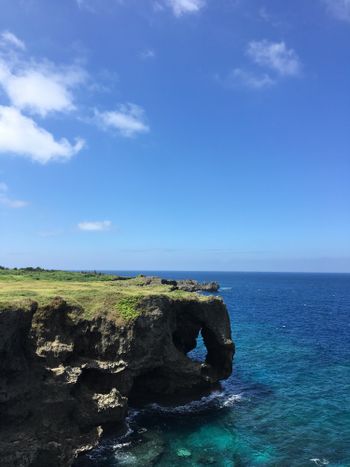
<box><xmin>0</xmin><ymin>269</ymin><xmax>216</xmax><ymax>322</ymax></box>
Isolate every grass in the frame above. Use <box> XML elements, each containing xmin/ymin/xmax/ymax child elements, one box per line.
<box><xmin>0</xmin><ymin>268</ymin><xmax>122</xmax><ymax>282</ymax></box>
<box><xmin>0</xmin><ymin>269</ymin><xmax>213</xmax><ymax>322</ymax></box>
<box><xmin>115</xmin><ymin>296</ymin><xmax>142</xmax><ymax>321</ymax></box>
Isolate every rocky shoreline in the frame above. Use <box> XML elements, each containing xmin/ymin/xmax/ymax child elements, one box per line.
<box><xmin>131</xmin><ymin>275</ymin><xmax>220</xmax><ymax>293</ymax></box>
<box><xmin>0</xmin><ymin>274</ymin><xmax>233</xmax><ymax>466</ymax></box>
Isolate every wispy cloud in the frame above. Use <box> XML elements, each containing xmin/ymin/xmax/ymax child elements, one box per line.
<box><xmin>78</xmin><ymin>220</ymin><xmax>112</xmax><ymax>231</ymax></box>
<box><xmin>75</xmin><ymin>0</ymin><xmax>96</xmax><ymax>13</ymax></box>
<box><xmin>95</xmin><ymin>103</ymin><xmax>150</xmax><ymax>138</ymax></box>
<box><xmin>258</xmin><ymin>7</ymin><xmax>285</xmax><ymax>28</ymax></box>
<box><xmin>140</xmin><ymin>48</ymin><xmax>156</xmax><ymax>60</ymax></box>
<box><xmin>38</xmin><ymin>229</ymin><xmax>64</xmax><ymax>238</ymax></box>
<box><xmin>75</xmin><ymin>0</ymin><xmax>204</xmax><ymax>17</ymax></box>
<box><xmin>157</xmin><ymin>0</ymin><xmax>205</xmax><ymax>17</ymax></box>
<box><xmin>0</xmin><ymin>106</ymin><xmax>84</xmax><ymax>164</ymax></box>
<box><xmin>225</xmin><ymin>68</ymin><xmax>275</xmax><ymax>89</ymax></box>
<box><xmin>75</xmin><ymin>0</ymin><xmax>125</xmax><ymax>14</ymax></box>
<box><xmin>324</xmin><ymin>0</ymin><xmax>350</xmax><ymax>21</ymax></box>
<box><xmin>219</xmin><ymin>39</ymin><xmax>301</xmax><ymax>92</ymax></box>
<box><xmin>247</xmin><ymin>40</ymin><xmax>301</xmax><ymax>77</ymax></box>
<box><xmin>0</xmin><ymin>181</ymin><xmax>28</xmax><ymax>208</ymax></box>
<box><xmin>259</xmin><ymin>7</ymin><xmax>272</xmax><ymax>23</ymax></box>
<box><xmin>0</xmin><ymin>31</ymin><xmax>26</xmax><ymax>51</ymax></box>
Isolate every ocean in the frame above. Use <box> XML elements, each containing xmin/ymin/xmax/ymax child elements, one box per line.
<box><xmin>76</xmin><ymin>272</ymin><xmax>350</xmax><ymax>466</ymax></box>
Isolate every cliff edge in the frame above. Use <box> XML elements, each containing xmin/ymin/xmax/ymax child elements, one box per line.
<box><xmin>0</xmin><ymin>269</ymin><xmax>234</xmax><ymax>466</ymax></box>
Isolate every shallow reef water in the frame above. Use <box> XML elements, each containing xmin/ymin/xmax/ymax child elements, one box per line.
<box><xmin>78</xmin><ymin>272</ymin><xmax>350</xmax><ymax>466</ymax></box>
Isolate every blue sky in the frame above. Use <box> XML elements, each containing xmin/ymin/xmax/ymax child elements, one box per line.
<box><xmin>0</xmin><ymin>0</ymin><xmax>349</xmax><ymax>272</ymax></box>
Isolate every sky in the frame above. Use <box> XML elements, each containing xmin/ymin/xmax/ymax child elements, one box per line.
<box><xmin>0</xmin><ymin>0</ymin><xmax>349</xmax><ymax>272</ymax></box>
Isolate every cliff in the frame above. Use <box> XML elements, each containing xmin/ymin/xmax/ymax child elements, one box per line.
<box><xmin>0</xmin><ymin>270</ymin><xmax>234</xmax><ymax>466</ymax></box>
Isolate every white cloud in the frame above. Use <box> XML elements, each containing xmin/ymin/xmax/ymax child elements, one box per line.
<box><xmin>0</xmin><ymin>181</ymin><xmax>28</xmax><ymax>208</ymax></box>
<box><xmin>0</xmin><ymin>105</ymin><xmax>85</xmax><ymax>163</ymax></box>
<box><xmin>164</xmin><ymin>0</ymin><xmax>205</xmax><ymax>16</ymax></box>
<box><xmin>0</xmin><ymin>31</ymin><xmax>26</xmax><ymax>51</ymax></box>
<box><xmin>247</xmin><ymin>40</ymin><xmax>301</xmax><ymax>76</ymax></box>
<box><xmin>0</xmin><ymin>60</ymin><xmax>86</xmax><ymax>117</ymax></box>
<box><xmin>228</xmin><ymin>68</ymin><xmax>276</xmax><ymax>89</ymax></box>
<box><xmin>78</xmin><ymin>220</ymin><xmax>112</xmax><ymax>231</ymax></box>
<box><xmin>95</xmin><ymin>103</ymin><xmax>150</xmax><ymax>138</ymax></box>
<box><xmin>324</xmin><ymin>0</ymin><xmax>350</xmax><ymax>21</ymax></box>
<box><xmin>0</xmin><ymin>31</ymin><xmax>86</xmax><ymax>163</ymax></box>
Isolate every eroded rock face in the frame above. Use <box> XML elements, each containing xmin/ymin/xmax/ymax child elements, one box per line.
<box><xmin>0</xmin><ymin>295</ymin><xmax>234</xmax><ymax>467</ymax></box>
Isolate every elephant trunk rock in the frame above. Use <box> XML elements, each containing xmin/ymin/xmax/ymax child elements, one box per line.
<box><xmin>0</xmin><ymin>294</ymin><xmax>234</xmax><ymax>466</ymax></box>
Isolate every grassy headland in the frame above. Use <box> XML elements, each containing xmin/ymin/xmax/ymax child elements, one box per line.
<box><xmin>0</xmin><ymin>268</ymin><xmax>211</xmax><ymax>321</ymax></box>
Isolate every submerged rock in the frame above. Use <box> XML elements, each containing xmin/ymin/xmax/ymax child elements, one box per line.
<box><xmin>177</xmin><ymin>448</ymin><xmax>192</xmax><ymax>458</ymax></box>
<box><xmin>126</xmin><ymin>431</ymin><xmax>165</xmax><ymax>466</ymax></box>
<box><xmin>0</xmin><ymin>290</ymin><xmax>233</xmax><ymax>466</ymax></box>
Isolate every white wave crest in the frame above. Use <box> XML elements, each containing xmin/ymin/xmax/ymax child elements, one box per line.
<box><xmin>221</xmin><ymin>393</ymin><xmax>243</xmax><ymax>407</ymax></box>
<box><xmin>113</xmin><ymin>441</ymin><xmax>132</xmax><ymax>450</ymax></box>
<box><xmin>310</xmin><ymin>458</ymin><xmax>330</xmax><ymax>466</ymax></box>
<box><xmin>147</xmin><ymin>391</ymin><xmax>243</xmax><ymax>414</ymax></box>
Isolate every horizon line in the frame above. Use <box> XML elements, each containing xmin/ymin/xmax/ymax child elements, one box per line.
<box><xmin>3</xmin><ymin>266</ymin><xmax>350</xmax><ymax>274</ymax></box>
<box><xmin>81</xmin><ymin>269</ymin><xmax>350</xmax><ymax>275</ymax></box>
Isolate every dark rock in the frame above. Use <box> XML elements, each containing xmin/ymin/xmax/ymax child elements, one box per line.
<box><xmin>134</xmin><ymin>276</ymin><xmax>220</xmax><ymax>293</ymax></box>
<box><xmin>0</xmin><ymin>293</ymin><xmax>234</xmax><ymax>466</ymax></box>
<box><xmin>176</xmin><ymin>280</ymin><xmax>220</xmax><ymax>293</ymax></box>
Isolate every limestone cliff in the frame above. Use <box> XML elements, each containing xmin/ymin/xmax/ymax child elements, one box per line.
<box><xmin>0</xmin><ymin>289</ymin><xmax>234</xmax><ymax>466</ymax></box>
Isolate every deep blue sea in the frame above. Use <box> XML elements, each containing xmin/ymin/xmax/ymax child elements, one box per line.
<box><xmin>79</xmin><ymin>272</ymin><xmax>350</xmax><ymax>467</ymax></box>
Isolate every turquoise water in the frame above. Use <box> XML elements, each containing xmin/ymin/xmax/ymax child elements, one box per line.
<box><xmin>77</xmin><ymin>272</ymin><xmax>350</xmax><ymax>466</ymax></box>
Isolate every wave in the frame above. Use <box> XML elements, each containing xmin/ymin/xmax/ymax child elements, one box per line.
<box><xmin>113</xmin><ymin>441</ymin><xmax>132</xmax><ymax>449</ymax></box>
<box><xmin>84</xmin><ymin>392</ymin><xmax>244</xmax><ymax>463</ymax></box>
<box><xmin>222</xmin><ymin>393</ymin><xmax>243</xmax><ymax>407</ymax></box>
<box><xmin>310</xmin><ymin>459</ymin><xmax>330</xmax><ymax>466</ymax></box>
<box><xmin>113</xmin><ymin>408</ymin><xmax>140</xmax><ymax>442</ymax></box>
<box><xmin>145</xmin><ymin>391</ymin><xmax>243</xmax><ymax>415</ymax></box>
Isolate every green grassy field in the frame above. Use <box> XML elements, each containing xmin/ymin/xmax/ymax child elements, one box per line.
<box><xmin>0</xmin><ymin>268</ymin><xmax>210</xmax><ymax>321</ymax></box>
